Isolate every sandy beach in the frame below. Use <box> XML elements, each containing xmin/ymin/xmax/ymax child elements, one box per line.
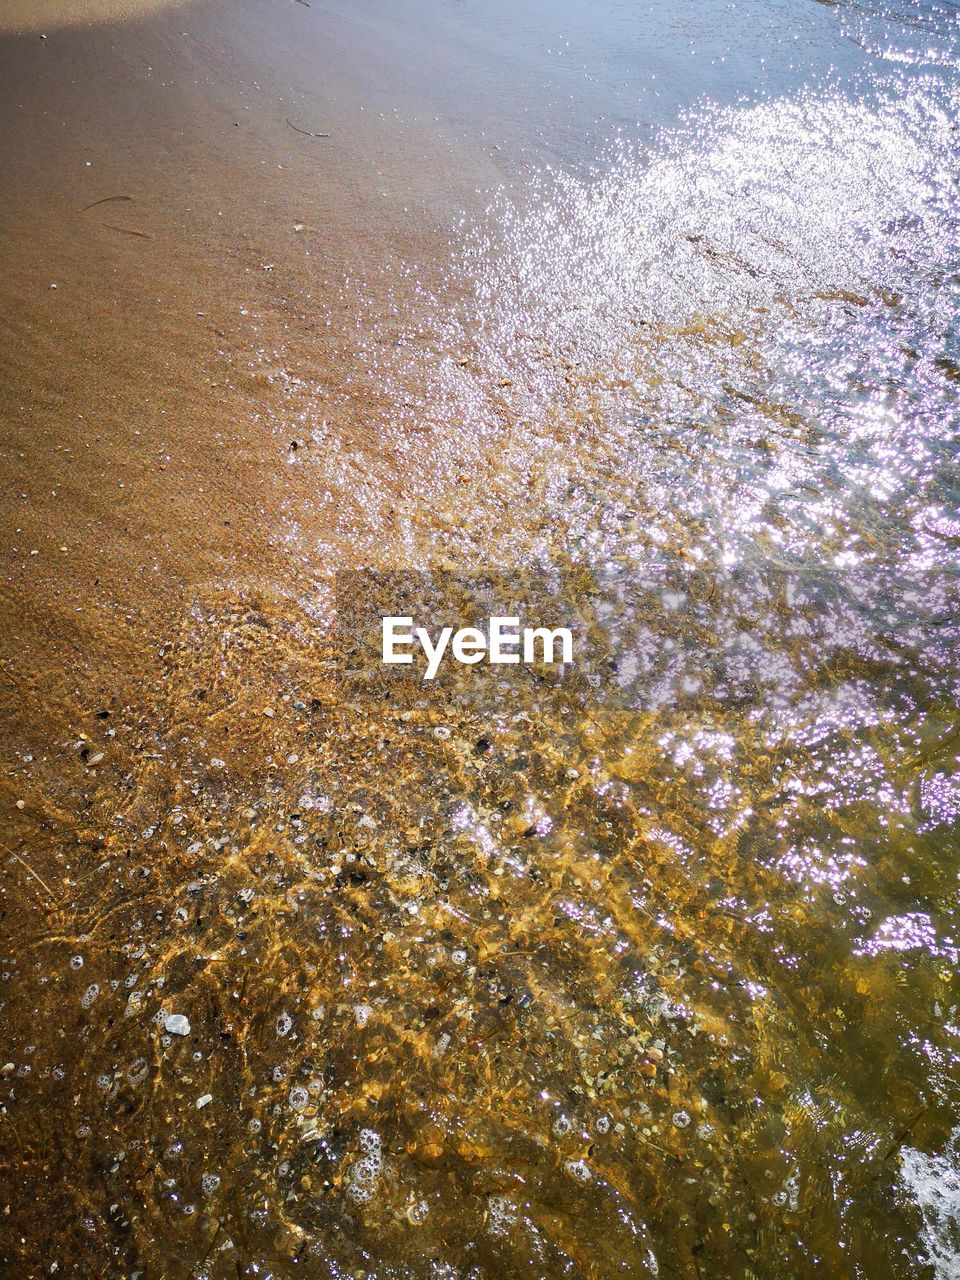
<box><xmin>2</xmin><ymin>0</ymin><xmax>959</xmax><ymax>1276</ymax></box>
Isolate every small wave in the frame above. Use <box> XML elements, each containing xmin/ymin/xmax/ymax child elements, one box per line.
<box><xmin>902</xmin><ymin>1130</ymin><xmax>960</xmax><ymax>1279</ymax></box>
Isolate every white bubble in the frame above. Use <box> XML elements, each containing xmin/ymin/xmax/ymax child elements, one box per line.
<box><xmin>345</xmin><ymin>1130</ymin><xmax>383</xmax><ymax>1205</ymax></box>
<box><xmin>564</xmin><ymin>1158</ymin><xmax>592</xmax><ymax>1184</ymax></box>
<box><xmin>408</xmin><ymin>1198</ymin><xmax>429</xmax><ymax>1224</ymax></box>
<box><xmin>359</xmin><ymin>1128</ymin><xmax>381</xmax><ymax>1157</ymax></box>
<box><xmin>487</xmin><ymin>1194</ymin><xmax>518</xmax><ymax>1237</ymax></box>
<box><xmin>346</xmin><ymin>1157</ymin><xmax>378</xmax><ymax>1203</ymax></box>
<box><xmin>354</xmin><ymin>1004</ymin><xmax>373</xmax><ymax>1028</ymax></box>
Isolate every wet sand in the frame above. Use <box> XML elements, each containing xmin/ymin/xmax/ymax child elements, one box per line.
<box><xmin>2</xmin><ymin>0</ymin><xmax>960</xmax><ymax>1276</ymax></box>
<box><xmin>0</xmin><ymin>0</ymin><xmax>485</xmax><ymax>742</ymax></box>
<box><xmin>0</xmin><ymin>0</ymin><xmax>899</xmax><ymax>738</ymax></box>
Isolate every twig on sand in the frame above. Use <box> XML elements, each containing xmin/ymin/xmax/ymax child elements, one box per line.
<box><xmin>854</xmin><ymin>1105</ymin><xmax>929</xmax><ymax>1192</ymax></box>
<box><xmin>186</xmin><ymin>1219</ymin><xmax>222</xmax><ymax>1279</ymax></box>
<box><xmin>0</xmin><ymin>1111</ymin><xmax>24</xmax><ymax>1156</ymax></box>
<box><xmin>102</xmin><ymin>223</ymin><xmax>155</xmax><ymax>239</ymax></box>
<box><xmin>879</xmin><ymin>1106</ymin><xmax>929</xmax><ymax>1167</ymax></box>
<box><xmin>285</xmin><ymin>118</ymin><xmax>330</xmax><ymax>138</ymax></box>
<box><xmin>81</xmin><ymin>194</ymin><xmax>134</xmax><ymax>212</ymax></box>
<box><xmin>4</xmin><ymin>848</ymin><xmax>57</xmax><ymax>903</ymax></box>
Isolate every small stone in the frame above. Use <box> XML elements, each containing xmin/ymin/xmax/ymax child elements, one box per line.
<box><xmin>1</xmin><ymin>1063</ymin><xmax>15</xmax><ymax>1076</ymax></box>
<box><xmin>263</xmin><ymin>708</ymin><xmax>275</xmax><ymax>718</ymax></box>
<box><xmin>196</xmin><ymin>1093</ymin><xmax>213</xmax><ymax>1109</ymax></box>
<box><xmin>277</xmin><ymin>1221</ymin><xmax>306</xmax><ymax>1258</ymax></box>
<box><xmin>164</xmin><ymin>1014</ymin><xmax>191</xmax><ymax>1036</ymax></box>
<box><xmin>15</xmin><ymin>800</ymin><xmax>25</xmax><ymax>811</ymax></box>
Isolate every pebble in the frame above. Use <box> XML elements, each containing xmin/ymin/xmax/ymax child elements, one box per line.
<box><xmin>164</xmin><ymin>1014</ymin><xmax>191</xmax><ymax>1036</ymax></box>
<box><xmin>196</xmin><ymin>1093</ymin><xmax>213</xmax><ymax>1109</ymax></box>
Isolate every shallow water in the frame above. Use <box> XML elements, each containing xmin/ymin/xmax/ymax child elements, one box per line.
<box><xmin>1</xmin><ymin>0</ymin><xmax>959</xmax><ymax>1276</ymax></box>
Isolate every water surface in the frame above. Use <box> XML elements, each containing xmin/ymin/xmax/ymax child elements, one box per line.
<box><xmin>0</xmin><ymin>0</ymin><xmax>958</xmax><ymax>1276</ymax></box>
